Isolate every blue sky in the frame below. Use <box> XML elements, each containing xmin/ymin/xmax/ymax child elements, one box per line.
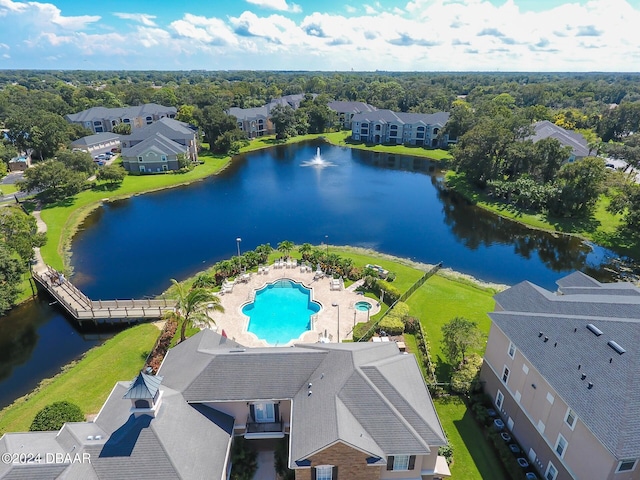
<box><xmin>1</xmin><ymin>0</ymin><xmax>639</xmax><ymax>71</ymax></box>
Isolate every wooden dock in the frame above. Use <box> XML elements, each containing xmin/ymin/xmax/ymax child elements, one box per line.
<box><xmin>32</xmin><ymin>266</ymin><xmax>175</xmax><ymax>324</ymax></box>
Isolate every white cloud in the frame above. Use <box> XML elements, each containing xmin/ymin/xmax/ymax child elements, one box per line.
<box><xmin>2</xmin><ymin>0</ymin><xmax>640</xmax><ymax>71</ymax></box>
<box><xmin>0</xmin><ymin>0</ymin><xmax>99</xmax><ymax>29</ymax></box>
<box><xmin>170</xmin><ymin>13</ymin><xmax>239</xmax><ymax>46</ymax></box>
<box><xmin>245</xmin><ymin>0</ymin><xmax>302</xmax><ymax>13</ymax></box>
<box><xmin>113</xmin><ymin>13</ymin><xmax>158</xmax><ymax>27</ymax></box>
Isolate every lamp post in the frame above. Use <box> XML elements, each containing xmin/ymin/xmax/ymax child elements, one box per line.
<box><xmin>236</xmin><ymin>237</ymin><xmax>242</xmax><ymax>272</ymax></box>
<box><xmin>332</xmin><ymin>303</ymin><xmax>340</xmax><ymax>343</ymax></box>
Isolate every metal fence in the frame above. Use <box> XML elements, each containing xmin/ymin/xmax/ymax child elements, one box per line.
<box><xmin>356</xmin><ymin>262</ymin><xmax>442</xmax><ymax>342</ymax></box>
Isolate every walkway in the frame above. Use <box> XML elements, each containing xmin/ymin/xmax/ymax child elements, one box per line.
<box><xmin>30</xmin><ymin>206</ymin><xmax>175</xmax><ymax>323</ymax></box>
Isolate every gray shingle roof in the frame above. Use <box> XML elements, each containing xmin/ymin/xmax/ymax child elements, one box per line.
<box><xmin>352</xmin><ymin>109</ymin><xmax>450</xmax><ymax>126</ymax></box>
<box><xmin>491</xmin><ymin>272</ymin><xmax>640</xmax><ymax>458</ymax></box>
<box><xmin>70</xmin><ymin>132</ymin><xmax>121</xmax><ymax>147</ymax></box>
<box><xmin>1</xmin><ymin>330</ymin><xmax>445</xmax><ymax>479</ymax></box>
<box><xmin>122</xmin><ymin>133</ymin><xmax>187</xmax><ymax>158</ymax></box>
<box><xmin>125</xmin><ymin>117</ymin><xmax>195</xmax><ymax>143</ymax></box>
<box><xmin>530</xmin><ymin>120</ymin><xmax>590</xmax><ymax>157</ymax></box>
<box><xmin>65</xmin><ymin>103</ymin><xmax>177</xmax><ymax>123</ymax></box>
<box><xmin>228</xmin><ymin>105</ymin><xmax>270</xmax><ymax>120</ymax></box>
<box><xmin>328</xmin><ymin>101</ymin><xmax>377</xmax><ymax>114</ymax></box>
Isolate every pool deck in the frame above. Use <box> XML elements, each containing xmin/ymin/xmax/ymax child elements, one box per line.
<box><xmin>206</xmin><ymin>265</ymin><xmax>380</xmax><ymax>347</ymax></box>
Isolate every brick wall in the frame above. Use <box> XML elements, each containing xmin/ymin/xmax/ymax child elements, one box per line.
<box><xmin>295</xmin><ymin>442</ymin><xmax>381</xmax><ymax>480</ymax></box>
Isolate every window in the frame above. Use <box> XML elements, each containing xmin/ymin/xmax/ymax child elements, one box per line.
<box><xmin>315</xmin><ymin>465</ymin><xmax>333</xmax><ymax>480</ymax></box>
<box><xmin>252</xmin><ymin>402</ymin><xmax>275</xmax><ymax>423</ymax></box>
<box><xmin>522</xmin><ymin>364</ymin><xmax>529</xmax><ymax>374</ymax></box>
<box><xmin>537</xmin><ymin>420</ymin><xmax>545</xmax><ymax>434</ymax></box>
<box><xmin>123</xmin><ymin>118</ymin><xmax>130</xmax><ymax>123</ymax></box>
<box><xmin>555</xmin><ymin>434</ymin><xmax>567</xmax><ymax>458</ymax></box>
<box><xmin>565</xmin><ymin>408</ymin><xmax>576</xmax><ymax>429</ymax></box>
<box><xmin>495</xmin><ymin>390</ymin><xmax>504</xmax><ymax>409</ymax></box>
<box><xmin>502</xmin><ymin>366</ymin><xmax>510</xmax><ymax>384</ymax></box>
<box><xmin>546</xmin><ymin>392</ymin><xmax>555</xmax><ymax>404</ymax></box>
<box><xmin>617</xmin><ymin>459</ymin><xmax>638</xmax><ymax>473</ymax></box>
<box><xmin>545</xmin><ymin>462</ymin><xmax>558</xmax><ymax>480</ymax></box>
<box><xmin>508</xmin><ymin>342</ymin><xmax>516</xmax><ymax>358</ymax></box>
<box><xmin>386</xmin><ymin>455</ymin><xmax>415</xmax><ymax>471</ymax></box>
<box><xmin>161</xmin><ymin>155</ymin><xmax>167</xmax><ymax>162</ymax></box>
<box><xmin>138</xmin><ymin>156</ymin><xmax>143</xmax><ymax>162</ymax></box>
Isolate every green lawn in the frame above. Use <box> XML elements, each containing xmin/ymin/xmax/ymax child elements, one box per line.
<box><xmin>39</xmin><ymin>151</ymin><xmax>231</xmax><ymax>270</ymax></box>
<box><xmin>0</xmin><ymin>184</ymin><xmax>18</xmax><ymax>195</ymax></box>
<box><xmin>322</xmin><ymin>131</ymin><xmax>452</xmax><ymax>161</ymax></box>
<box><xmin>0</xmin><ymin>323</ymin><xmax>159</xmax><ymax>435</ymax></box>
<box><xmin>435</xmin><ymin>397</ymin><xmax>508</xmax><ymax>480</ymax></box>
<box><xmin>404</xmin><ymin>272</ymin><xmax>498</xmax><ymax>381</ymax></box>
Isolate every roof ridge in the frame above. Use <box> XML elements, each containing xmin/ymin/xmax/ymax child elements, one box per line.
<box><xmin>353</xmin><ymin>365</ymin><xmax>431</xmax><ymax>453</ymax></box>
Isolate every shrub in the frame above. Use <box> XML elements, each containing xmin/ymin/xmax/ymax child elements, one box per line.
<box><xmin>30</xmin><ymin>401</ymin><xmax>84</xmax><ymax>431</ymax></box>
<box><xmin>450</xmin><ymin>353</ymin><xmax>483</xmax><ymax>396</ymax></box>
<box><xmin>274</xmin><ymin>437</ymin><xmax>295</xmax><ymax>480</ymax></box>
<box><xmin>353</xmin><ymin>321</ymin><xmax>375</xmax><ymax>342</ymax></box>
<box><xmin>377</xmin><ymin>280</ymin><xmax>401</xmax><ymax>304</ymax></box>
<box><xmin>378</xmin><ymin>315</ymin><xmax>404</xmax><ymax>335</ymax></box>
<box><xmin>438</xmin><ymin>444</ymin><xmax>454</xmax><ymax>465</ymax></box>
<box><xmin>229</xmin><ymin>437</ymin><xmax>258</xmax><ymax>480</ymax></box>
<box><xmin>403</xmin><ymin>316</ymin><xmax>420</xmax><ymax>334</ymax></box>
<box><xmin>386</xmin><ymin>271</ymin><xmax>396</xmax><ymax>282</ymax></box>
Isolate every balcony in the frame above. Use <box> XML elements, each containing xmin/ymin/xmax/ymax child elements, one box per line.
<box><xmin>245</xmin><ymin>416</ymin><xmax>284</xmax><ymax>439</ymax></box>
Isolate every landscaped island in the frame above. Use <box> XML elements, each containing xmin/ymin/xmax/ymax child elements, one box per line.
<box><xmin>0</xmin><ymin>245</ymin><xmax>505</xmax><ymax>479</ymax></box>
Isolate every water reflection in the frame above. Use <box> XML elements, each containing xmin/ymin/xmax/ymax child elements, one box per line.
<box><xmin>2</xmin><ymin>140</ymin><xmax>638</xmax><ymax>409</ymax></box>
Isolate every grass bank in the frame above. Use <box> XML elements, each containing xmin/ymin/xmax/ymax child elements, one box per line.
<box><xmin>39</xmin><ymin>151</ymin><xmax>231</xmax><ymax>270</ymax></box>
<box><xmin>0</xmin><ymin>323</ymin><xmax>159</xmax><ymax>435</ymax></box>
<box><xmin>445</xmin><ymin>171</ymin><xmax>639</xmax><ymax>258</ymax></box>
<box><xmin>322</xmin><ymin>131</ymin><xmax>452</xmax><ymax>161</ymax></box>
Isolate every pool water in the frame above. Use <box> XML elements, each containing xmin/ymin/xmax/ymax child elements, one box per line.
<box><xmin>242</xmin><ymin>279</ymin><xmax>321</xmax><ymax>345</ymax></box>
<box><xmin>355</xmin><ymin>301</ymin><xmax>372</xmax><ymax>311</ymax></box>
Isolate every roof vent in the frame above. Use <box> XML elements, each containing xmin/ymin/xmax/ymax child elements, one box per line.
<box><xmin>581</xmin><ymin>373</ymin><xmax>587</xmax><ymax>380</ymax></box>
<box><xmin>86</xmin><ymin>436</ymin><xmax>94</xmax><ymax>441</ymax></box>
<box><xmin>544</xmin><ymin>336</ymin><xmax>549</xmax><ymax>342</ymax></box>
<box><xmin>588</xmin><ymin>382</ymin><xmax>593</xmax><ymax>389</ymax></box>
<box><xmin>608</xmin><ymin>340</ymin><xmax>626</xmax><ymax>355</ymax></box>
<box><xmin>554</xmin><ymin>342</ymin><xmax>557</xmax><ymax>347</ymax></box>
<box><xmin>587</xmin><ymin>324</ymin><xmax>603</xmax><ymax>336</ymax></box>
<box><xmin>95</xmin><ymin>435</ymin><xmax>102</xmax><ymax>440</ymax></box>
<box><xmin>573</xmin><ymin>328</ymin><xmax>577</xmax><ymax>333</ymax></box>
<box><xmin>538</xmin><ymin>332</ymin><xmax>543</xmax><ymax>337</ymax></box>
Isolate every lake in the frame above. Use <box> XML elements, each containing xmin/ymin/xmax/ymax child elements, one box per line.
<box><xmin>0</xmin><ymin>140</ymin><xmax>635</xmax><ymax>408</ymax></box>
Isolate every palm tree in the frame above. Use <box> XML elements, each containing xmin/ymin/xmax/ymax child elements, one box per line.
<box><xmin>243</xmin><ymin>250</ymin><xmax>260</xmax><ymax>269</ymax></box>
<box><xmin>298</xmin><ymin>243</ymin><xmax>313</xmax><ymax>261</ymax></box>
<box><xmin>166</xmin><ymin>279</ymin><xmax>224</xmax><ymax>343</ymax></box>
<box><xmin>277</xmin><ymin>240</ymin><xmax>295</xmax><ymax>258</ymax></box>
<box><xmin>255</xmin><ymin>243</ymin><xmax>273</xmax><ymax>263</ymax></box>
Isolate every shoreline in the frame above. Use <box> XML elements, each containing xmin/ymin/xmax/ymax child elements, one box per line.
<box><xmin>0</xmin><ymin>246</ymin><xmax>499</xmax><ymax>429</ymax></box>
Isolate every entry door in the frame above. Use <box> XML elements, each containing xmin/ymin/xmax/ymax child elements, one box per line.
<box><xmin>254</xmin><ymin>403</ymin><xmax>275</xmax><ymax>423</ymax></box>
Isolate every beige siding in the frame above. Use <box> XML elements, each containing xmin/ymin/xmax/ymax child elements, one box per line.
<box><xmin>481</xmin><ymin>323</ymin><xmax>625</xmax><ymax>480</ymax></box>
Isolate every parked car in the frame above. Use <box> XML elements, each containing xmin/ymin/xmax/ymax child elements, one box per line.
<box><xmin>94</xmin><ymin>153</ymin><xmax>108</xmax><ymax>160</ymax></box>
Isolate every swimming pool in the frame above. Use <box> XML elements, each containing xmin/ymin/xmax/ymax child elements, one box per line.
<box><xmin>355</xmin><ymin>301</ymin><xmax>372</xmax><ymax>311</ymax></box>
<box><xmin>242</xmin><ymin>279</ymin><xmax>321</xmax><ymax>345</ymax></box>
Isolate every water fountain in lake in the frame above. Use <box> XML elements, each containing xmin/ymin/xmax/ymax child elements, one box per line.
<box><xmin>301</xmin><ymin>147</ymin><xmax>336</xmax><ymax>168</ymax></box>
